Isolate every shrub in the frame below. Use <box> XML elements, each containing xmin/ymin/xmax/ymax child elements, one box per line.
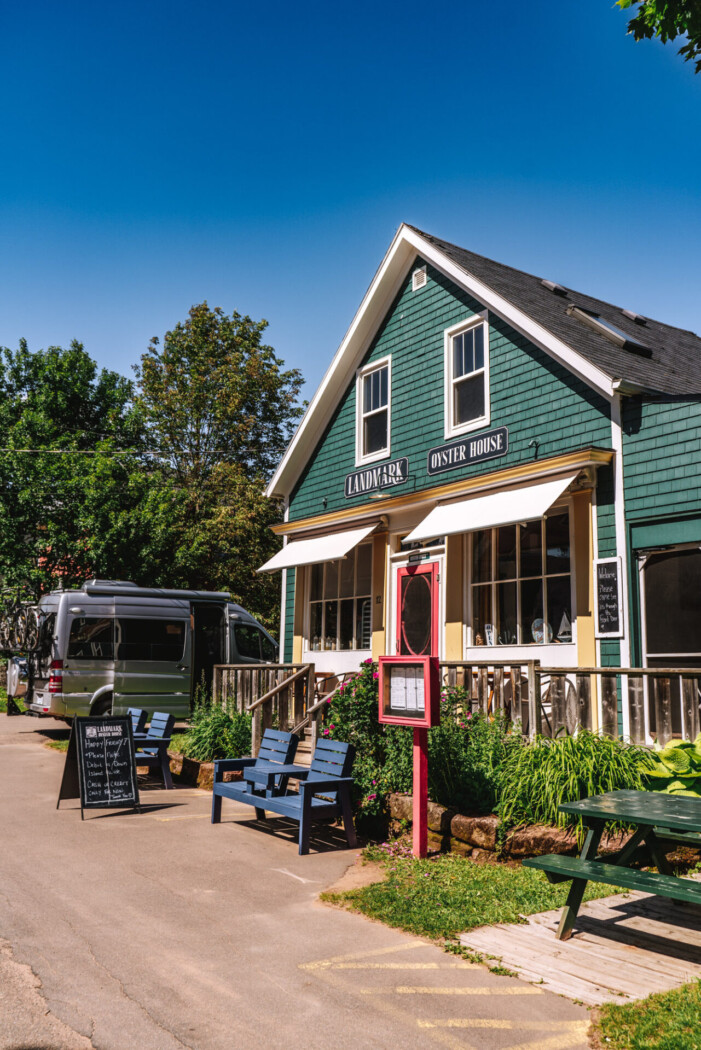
<box><xmin>183</xmin><ymin>701</ymin><xmax>252</xmax><ymax>762</ymax></box>
<box><xmin>641</xmin><ymin>735</ymin><xmax>701</xmax><ymax>797</ymax></box>
<box><xmin>497</xmin><ymin>730</ymin><xmax>655</xmax><ymax>841</ymax></box>
<box><xmin>324</xmin><ymin>662</ymin><xmax>523</xmax><ymax>822</ymax></box>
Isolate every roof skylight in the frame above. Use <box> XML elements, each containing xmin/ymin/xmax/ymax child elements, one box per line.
<box><xmin>565</xmin><ymin>305</ymin><xmax>652</xmax><ymax>357</ymax></box>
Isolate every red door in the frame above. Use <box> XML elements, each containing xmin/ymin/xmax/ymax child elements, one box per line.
<box><xmin>396</xmin><ymin>562</ymin><xmax>439</xmax><ymax>657</ymax></box>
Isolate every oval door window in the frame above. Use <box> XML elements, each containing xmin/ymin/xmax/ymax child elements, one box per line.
<box><xmin>400</xmin><ymin>572</ymin><xmax>433</xmax><ymax>655</ymax></box>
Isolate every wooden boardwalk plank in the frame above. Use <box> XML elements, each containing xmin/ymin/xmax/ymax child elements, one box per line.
<box><xmin>460</xmin><ymin>883</ymin><xmax>701</xmax><ymax>1006</ymax></box>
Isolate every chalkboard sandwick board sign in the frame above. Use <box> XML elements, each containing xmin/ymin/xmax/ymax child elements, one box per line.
<box><xmin>594</xmin><ymin>556</ymin><xmax>624</xmax><ymax>639</ymax></box>
<box><xmin>57</xmin><ymin>717</ymin><xmax>141</xmax><ymax>819</ymax></box>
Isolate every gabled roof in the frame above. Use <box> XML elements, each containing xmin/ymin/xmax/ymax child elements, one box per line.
<box><xmin>410</xmin><ymin>226</ymin><xmax>701</xmax><ymax>399</ymax></box>
<box><xmin>267</xmin><ymin>224</ymin><xmax>701</xmax><ymax>499</ymax></box>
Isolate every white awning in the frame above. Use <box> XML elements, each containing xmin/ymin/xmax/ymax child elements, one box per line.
<box><xmin>258</xmin><ymin>524</ymin><xmax>376</xmax><ymax>573</ymax></box>
<box><xmin>405</xmin><ymin>473</ymin><xmax>578</xmax><ymax>544</ymax></box>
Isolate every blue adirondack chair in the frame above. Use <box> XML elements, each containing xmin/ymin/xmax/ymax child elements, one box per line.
<box><xmin>212</xmin><ymin>736</ymin><xmax>357</xmax><ymax>855</ymax></box>
<box><xmin>127</xmin><ymin>707</ymin><xmax>148</xmax><ymax>736</ymax></box>
<box><xmin>211</xmin><ymin>729</ymin><xmax>300</xmax><ymax>821</ymax></box>
<box><xmin>133</xmin><ymin>711</ymin><xmax>175</xmax><ymax>789</ymax></box>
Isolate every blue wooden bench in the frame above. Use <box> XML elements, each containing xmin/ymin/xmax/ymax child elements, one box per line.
<box><xmin>212</xmin><ymin>737</ymin><xmax>357</xmax><ymax>855</ymax></box>
<box><xmin>133</xmin><ymin>711</ymin><xmax>175</xmax><ymax>789</ymax></box>
<box><xmin>211</xmin><ymin>729</ymin><xmax>300</xmax><ymax>820</ymax></box>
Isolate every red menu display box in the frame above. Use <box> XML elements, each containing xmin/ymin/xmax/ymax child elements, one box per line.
<box><xmin>378</xmin><ymin>655</ymin><xmax>440</xmax><ymax>728</ymax></box>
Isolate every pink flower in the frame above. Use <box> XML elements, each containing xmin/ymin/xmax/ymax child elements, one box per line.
<box><xmin>366</xmin><ymin>793</ymin><xmax>377</xmax><ymax>801</ymax></box>
<box><xmin>326</xmin><ymin>697</ymin><xmax>332</xmax><ymax>704</ymax></box>
<box><xmin>329</xmin><ymin>724</ymin><xmax>335</xmax><ymax>729</ymax></box>
<box><xmin>373</xmin><ymin>671</ymin><xmax>379</xmax><ymax>680</ymax></box>
<box><xmin>363</xmin><ymin>658</ymin><xmax>373</xmax><ymax>665</ymax></box>
<box><xmin>372</xmin><ymin>779</ymin><xmax>377</xmax><ymax>785</ymax></box>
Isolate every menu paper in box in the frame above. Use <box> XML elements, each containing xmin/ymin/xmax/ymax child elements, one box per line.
<box><xmin>389</xmin><ymin>665</ymin><xmax>425</xmax><ymax>715</ymax></box>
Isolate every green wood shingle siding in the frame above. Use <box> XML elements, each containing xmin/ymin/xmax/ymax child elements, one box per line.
<box><xmin>622</xmin><ymin>397</ymin><xmax>701</xmax><ymax>525</ymax></box>
<box><xmin>289</xmin><ymin>261</ymin><xmax>612</xmax><ymax>521</ymax></box>
<box><xmin>283</xmin><ymin>567</ymin><xmax>295</xmax><ymax>663</ymax></box>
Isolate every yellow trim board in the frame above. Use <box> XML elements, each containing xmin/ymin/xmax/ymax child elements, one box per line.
<box><xmin>273</xmin><ymin>447</ymin><xmax>613</xmax><ymax>536</ymax></box>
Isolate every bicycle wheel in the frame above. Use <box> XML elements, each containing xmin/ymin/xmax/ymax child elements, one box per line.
<box><xmin>12</xmin><ymin>608</ymin><xmax>27</xmax><ymax>650</ymax></box>
<box><xmin>0</xmin><ymin>614</ymin><xmax>12</xmax><ymax>649</ymax></box>
<box><xmin>24</xmin><ymin>607</ymin><xmax>40</xmax><ymax>650</ymax></box>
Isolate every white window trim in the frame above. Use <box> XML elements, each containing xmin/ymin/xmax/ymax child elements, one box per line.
<box><xmin>355</xmin><ymin>356</ymin><xmax>391</xmax><ymax>467</ymax></box>
<box><xmin>303</xmin><ymin>546</ymin><xmax>373</xmax><ymax>654</ymax></box>
<box><xmin>461</xmin><ymin>497</ymin><xmax>576</xmax><ymax>653</ymax></box>
<box><xmin>444</xmin><ymin>316</ymin><xmax>490</xmax><ymax>440</ymax></box>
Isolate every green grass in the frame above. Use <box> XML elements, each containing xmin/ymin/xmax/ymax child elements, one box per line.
<box><xmin>321</xmin><ymin>851</ymin><xmax>620</xmax><ymax>941</ymax></box>
<box><xmin>594</xmin><ymin>980</ymin><xmax>701</xmax><ymax>1049</ymax></box>
<box><xmin>46</xmin><ymin>738</ymin><xmax>69</xmax><ymax>752</ymax></box>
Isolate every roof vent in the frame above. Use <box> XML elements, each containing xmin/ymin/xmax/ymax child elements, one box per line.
<box><xmin>541</xmin><ymin>279</ymin><xmax>567</xmax><ymax>296</ymax></box>
<box><xmin>412</xmin><ymin>266</ymin><xmax>427</xmax><ymax>291</ymax></box>
<box><xmin>621</xmin><ymin>309</ymin><xmax>647</xmax><ymax>325</ymax></box>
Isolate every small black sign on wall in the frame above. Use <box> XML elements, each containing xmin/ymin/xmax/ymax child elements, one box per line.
<box><xmin>57</xmin><ymin>717</ymin><xmax>140</xmax><ymax>819</ymax></box>
<box><xmin>594</xmin><ymin>557</ymin><xmax>624</xmax><ymax>639</ymax></box>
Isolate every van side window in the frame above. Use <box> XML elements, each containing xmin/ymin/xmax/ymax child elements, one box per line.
<box><xmin>260</xmin><ymin>633</ymin><xmax>277</xmax><ymax>662</ymax></box>
<box><xmin>235</xmin><ymin>624</ymin><xmax>261</xmax><ymax>660</ymax></box>
<box><xmin>68</xmin><ymin>618</ymin><xmax>115</xmax><ymax>660</ymax></box>
<box><xmin>117</xmin><ymin>619</ymin><xmax>186</xmax><ymax>662</ymax></box>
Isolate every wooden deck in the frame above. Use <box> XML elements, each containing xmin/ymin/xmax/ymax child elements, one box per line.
<box><xmin>460</xmin><ymin>880</ymin><xmax>701</xmax><ymax>1006</ymax></box>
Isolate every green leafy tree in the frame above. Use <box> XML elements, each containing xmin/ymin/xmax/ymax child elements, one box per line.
<box><xmin>134</xmin><ymin>303</ymin><xmax>304</xmax><ymax>630</ymax></box>
<box><xmin>0</xmin><ymin>339</ymin><xmax>151</xmax><ymax>596</ymax></box>
<box><xmin>617</xmin><ymin>0</ymin><xmax>701</xmax><ymax>72</ymax></box>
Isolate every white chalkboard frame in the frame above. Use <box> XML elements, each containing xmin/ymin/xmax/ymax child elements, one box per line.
<box><xmin>594</xmin><ymin>556</ymin><xmax>624</xmax><ymax>639</ymax></box>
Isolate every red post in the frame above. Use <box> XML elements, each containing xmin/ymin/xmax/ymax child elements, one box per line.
<box><xmin>412</xmin><ymin>726</ymin><xmax>428</xmax><ymax>858</ymax></box>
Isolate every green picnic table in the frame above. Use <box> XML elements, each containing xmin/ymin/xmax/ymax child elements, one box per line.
<box><xmin>523</xmin><ymin>790</ymin><xmax>701</xmax><ymax>941</ymax></box>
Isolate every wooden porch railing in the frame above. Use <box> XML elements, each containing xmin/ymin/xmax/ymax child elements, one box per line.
<box><xmin>439</xmin><ymin>661</ymin><xmax>701</xmax><ymax>745</ymax></box>
<box><xmin>213</xmin><ymin>660</ymin><xmax>701</xmax><ymax>752</ymax></box>
<box><xmin>213</xmin><ymin>663</ymin><xmax>316</xmax><ymax>753</ymax></box>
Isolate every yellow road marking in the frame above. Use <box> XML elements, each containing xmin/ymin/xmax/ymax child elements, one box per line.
<box><xmin>333</xmin><ymin>962</ymin><xmax>479</xmax><ymax>970</ymax></box>
<box><xmin>300</xmin><ymin>940</ymin><xmax>424</xmax><ymax>971</ymax></box>
<box><xmin>361</xmin><ymin>985</ymin><xmax>543</xmax><ymax>996</ymax></box>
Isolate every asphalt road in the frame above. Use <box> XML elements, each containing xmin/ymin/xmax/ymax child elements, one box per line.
<box><xmin>0</xmin><ymin>716</ymin><xmax>590</xmax><ymax>1050</ymax></box>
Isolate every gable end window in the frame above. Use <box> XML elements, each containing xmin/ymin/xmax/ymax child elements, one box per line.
<box><xmin>356</xmin><ymin>358</ymin><xmax>390</xmax><ymax>465</ymax></box>
<box><xmin>445</xmin><ymin>318</ymin><xmax>490</xmax><ymax>437</ymax></box>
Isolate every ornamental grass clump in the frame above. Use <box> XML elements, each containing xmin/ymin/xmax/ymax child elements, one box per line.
<box><xmin>182</xmin><ymin>701</ymin><xmax>252</xmax><ymax>762</ymax></box>
<box><xmin>641</xmin><ymin>734</ymin><xmax>701</xmax><ymax>797</ymax></box>
<box><xmin>497</xmin><ymin>730</ymin><xmax>655</xmax><ymax>842</ymax></box>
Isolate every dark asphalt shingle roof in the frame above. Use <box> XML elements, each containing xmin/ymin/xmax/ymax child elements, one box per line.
<box><xmin>409</xmin><ymin>226</ymin><xmax>701</xmax><ymax>396</ymax></box>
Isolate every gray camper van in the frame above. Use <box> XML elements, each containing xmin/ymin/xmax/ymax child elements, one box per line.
<box><xmin>25</xmin><ymin>579</ymin><xmax>278</xmax><ymax>721</ymax></box>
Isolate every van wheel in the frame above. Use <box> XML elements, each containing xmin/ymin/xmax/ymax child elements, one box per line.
<box><xmin>91</xmin><ymin>696</ymin><xmax>112</xmax><ymax>717</ymax></box>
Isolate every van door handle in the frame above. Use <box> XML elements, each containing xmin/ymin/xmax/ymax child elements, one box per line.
<box><xmin>177</xmin><ymin>665</ymin><xmax>189</xmax><ymax>672</ymax></box>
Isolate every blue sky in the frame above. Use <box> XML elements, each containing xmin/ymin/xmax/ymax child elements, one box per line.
<box><xmin>1</xmin><ymin>1</ymin><xmax>699</xmax><ymax>399</ymax></box>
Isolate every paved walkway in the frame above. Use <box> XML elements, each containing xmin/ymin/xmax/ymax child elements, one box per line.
<box><xmin>0</xmin><ymin>716</ymin><xmax>590</xmax><ymax>1050</ymax></box>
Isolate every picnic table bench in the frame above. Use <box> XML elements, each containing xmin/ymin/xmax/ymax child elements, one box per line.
<box><xmin>212</xmin><ymin>737</ymin><xmax>357</xmax><ymax>855</ymax></box>
<box><xmin>524</xmin><ymin>789</ymin><xmax>701</xmax><ymax>940</ymax></box>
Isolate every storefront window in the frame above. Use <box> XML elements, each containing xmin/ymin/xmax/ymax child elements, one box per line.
<box><xmin>309</xmin><ymin>544</ymin><xmax>372</xmax><ymax>651</ymax></box>
<box><xmin>470</xmin><ymin>509</ymin><xmax>572</xmax><ymax>645</ymax></box>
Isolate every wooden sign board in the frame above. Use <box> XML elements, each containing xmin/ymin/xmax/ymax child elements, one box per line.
<box><xmin>57</xmin><ymin>717</ymin><xmax>140</xmax><ymax>819</ymax></box>
<box><xmin>594</xmin><ymin>557</ymin><xmax>624</xmax><ymax>639</ymax></box>
<box><xmin>378</xmin><ymin>656</ymin><xmax>440</xmax><ymax>728</ymax></box>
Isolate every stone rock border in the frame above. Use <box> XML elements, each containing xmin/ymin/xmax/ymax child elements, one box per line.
<box><xmin>135</xmin><ymin>752</ymin><xmax>241</xmax><ymax>792</ymax></box>
<box><xmin>387</xmin><ymin>793</ymin><xmax>630</xmax><ymax>861</ymax></box>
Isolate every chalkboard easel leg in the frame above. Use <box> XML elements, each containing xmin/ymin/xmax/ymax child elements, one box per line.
<box><xmin>80</xmin><ymin>803</ymin><xmax>84</xmax><ymax>821</ymax></box>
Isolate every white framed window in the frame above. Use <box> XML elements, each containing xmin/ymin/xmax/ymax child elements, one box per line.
<box><xmin>307</xmin><ymin>544</ymin><xmax>372</xmax><ymax>652</ymax></box>
<box><xmin>467</xmin><ymin>507</ymin><xmax>573</xmax><ymax>647</ymax></box>
<box><xmin>444</xmin><ymin>317</ymin><xmax>490</xmax><ymax>438</ymax></box>
<box><xmin>356</xmin><ymin>357</ymin><xmax>391</xmax><ymax>465</ymax></box>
